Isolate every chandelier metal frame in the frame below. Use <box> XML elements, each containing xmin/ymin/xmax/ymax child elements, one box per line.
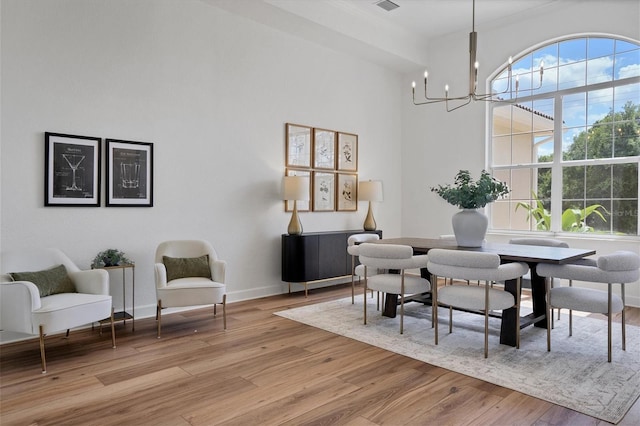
<box><xmin>412</xmin><ymin>0</ymin><xmax>544</xmax><ymax>112</ymax></box>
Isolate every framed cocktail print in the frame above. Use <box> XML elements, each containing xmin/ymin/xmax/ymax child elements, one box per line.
<box><xmin>337</xmin><ymin>173</ymin><xmax>357</xmax><ymax>211</ymax></box>
<box><xmin>286</xmin><ymin>123</ymin><xmax>312</xmax><ymax>168</ymax></box>
<box><xmin>313</xmin><ymin>172</ymin><xmax>335</xmax><ymax>211</ymax></box>
<box><xmin>106</xmin><ymin>139</ymin><xmax>154</xmax><ymax>207</ymax></box>
<box><xmin>45</xmin><ymin>132</ymin><xmax>101</xmax><ymax>206</ymax></box>
<box><xmin>313</xmin><ymin>128</ymin><xmax>336</xmax><ymax>169</ymax></box>
<box><xmin>337</xmin><ymin>132</ymin><xmax>358</xmax><ymax>171</ymax></box>
<box><xmin>285</xmin><ymin>168</ymin><xmax>311</xmax><ymax>212</ymax></box>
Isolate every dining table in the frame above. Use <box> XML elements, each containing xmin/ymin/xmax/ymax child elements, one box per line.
<box><xmin>369</xmin><ymin>237</ymin><xmax>596</xmax><ymax>347</ymax></box>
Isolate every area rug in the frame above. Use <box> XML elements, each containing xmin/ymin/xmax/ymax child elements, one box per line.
<box><xmin>275</xmin><ymin>297</ymin><xmax>640</xmax><ymax>424</ymax></box>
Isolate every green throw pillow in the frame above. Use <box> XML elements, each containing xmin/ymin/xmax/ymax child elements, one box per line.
<box><xmin>10</xmin><ymin>264</ymin><xmax>76</xmax><ymax>297</ymax></box>
<box><xmin>163</xmin><ymin>255</ymin><xmax>212</xmax><ymax>282</ymax></box>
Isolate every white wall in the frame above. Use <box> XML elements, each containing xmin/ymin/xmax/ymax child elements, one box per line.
<box><xmin>0</xmin><ymin>0</ymin><xmax>404</xmax><ymax>319</ymax></box>
<box><xmin>1</xmin><ymin>0</ymin><xmax>639</xmax><ymax>328</ymax></box>
<box><xmin>401</xmin><ymin>1</ymin><xmax>640</xmax><ymax>306</ymax></box>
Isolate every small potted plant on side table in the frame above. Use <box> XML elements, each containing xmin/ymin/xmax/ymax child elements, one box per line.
<box><xmin>91</xmin><ymin>249</ymin><xmax>133</xmax><ymax>268</ymax></box>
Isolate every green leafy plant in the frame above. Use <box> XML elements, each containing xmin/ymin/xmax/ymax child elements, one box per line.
<box><xmin>515</xmin><ymin>192</ymin><xmax>609</xmax><ymax>232</ymax></box>
<box><xmin>431</xmin><ymin>170</ymin><xmax>510</xmax><ymax>209</ymax></box>
<box><xmin>91</xmin><ymin>249</ymin><xmax>133</xmax><ymax>268</ymax></box>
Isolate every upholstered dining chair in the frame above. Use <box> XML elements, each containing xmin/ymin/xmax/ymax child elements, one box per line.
<box><xmin>0</xmin><ymin>248</ymin><xmax>116</xmax><ymax>373</ymax></box>
<box><xmin>154</xmin><ymin>240</ymin><xmax>227</xmax><ymax>338</ymax></box>
<box><xmin>509</xmin><ymin>237</ymin><xmax>570</xmax><ymax>321</ymax></box>
<box><xmin>427</xmin><ymin>249</ymin><xmax>529</xmax><ymax>358</ymax></box>
<box><xmin>347</xmin><ymin>233</ymin><xmax>380</xmax><ymax>304</ymax></box>
<box><xmin>537</xmin><ymin>250</ymin><xmax>640</xmax><ymax>362</ymax></box>
<box><xmin>358</xmin><ymin>243</ymin><xmax>430</xmax><ymax>334</ymax></box>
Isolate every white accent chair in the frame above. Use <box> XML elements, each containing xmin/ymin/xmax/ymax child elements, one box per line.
<box><xmin>154</xmin><ymin>240</ymin><xmax>227</xmax><ymax>338</ymax></box>
<box><xmin>427</xmin><ymin>249</ymin><xmax>528</xmax><ymax>358</ymax></box>
<box><xmin>347</xmin><ymin>233</ymin><xmax>380</xmax><ymax>304</ymax></box>
<box><xmin>537</xmin><ymin>251</ymin><xmax>640</xmax><ymax>362</ymax></box>
<box><xmin>0</xmin><ymin>248</ymin><xmax>115</xmax><ymax>373</ymax></box>
<box><xmin>358</xmin><ymin>243</ymin><xmax>431</xmax><ymax>334</ymax></box>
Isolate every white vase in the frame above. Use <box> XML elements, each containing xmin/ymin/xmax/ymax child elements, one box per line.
<box><xmin>451</xmin><ymin>209</ymin><xmax>488</xmax><ymax>247</ymax></box>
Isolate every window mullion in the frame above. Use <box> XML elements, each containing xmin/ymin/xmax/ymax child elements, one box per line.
<box><xmin>551</xmin><ymin>94</ymin><xmax>564</xmax><ymax>233</ymax></box>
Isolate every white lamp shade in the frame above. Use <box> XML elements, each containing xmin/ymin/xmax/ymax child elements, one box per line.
<box><xmin>282</xmin><ymin>176</ymin><xmax>310</xmax><ymax>201</ymax></box>
<box><xmin>359</xmin><ymin>180</ymin><xmax>383</xmax><ymax>202</ymax></box>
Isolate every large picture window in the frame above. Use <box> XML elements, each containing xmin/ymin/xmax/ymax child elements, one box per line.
<box><xmin>490</xmin><ymin>36</ymin><xmax>640</xmax><ymax>236</ymax></box>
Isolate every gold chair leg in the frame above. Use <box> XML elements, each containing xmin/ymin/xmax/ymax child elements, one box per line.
<box><xmin>399</xmin><ymin>272</ymin><xmax>405</xmax><ymax>335</ymax></box>
<box><xmin>546</xmin><ymin>277</ymin><xmax>552</xmax><ymax>352</ymax></box>
<box><xmin>157</xmin><ymin>300</ymin><xmax>162</xmax><ymax>339</ymax></box>
<box><xmin>432</xmin><ymin>274</ymin><xmax>439</xmax><ymax>345</ymax></box>
<box><xmin>484</xmin><ymin>280</ymin><xmax>489</xmax><ymax>358</ymax></box>
<box><xmin>222</xmin><ymin>294</ymin><xmax>227</xmax><ymax>330</ymax></box>
<box><xmin>621</xmin><ymin>283</ymin><xmax>626</xmax><ymax>352</ymax></box>
<box><xmin>608</xmin><ymin>283</ymin><xmax>612</xmax><ymax>362</ymax></box>
<box><xmin>39</xmin><ymin>325</ymin><xmax>47</xmax><ymax>374</ymax></box>
<box><xmin>110</xmin><ymin>307</ymin><xmax>116</xmax><ymax>348</ymax></box>
<box><xmin>363</xmin><ymin>267</ymin><xmax>368</xmax><ymax>325</ymax></box>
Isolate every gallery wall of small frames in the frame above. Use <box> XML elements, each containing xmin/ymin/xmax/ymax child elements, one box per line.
<box><xmin>285</xmin><ymin>123</ymin><xmax>358</xmax><ymax>212</ymax></box>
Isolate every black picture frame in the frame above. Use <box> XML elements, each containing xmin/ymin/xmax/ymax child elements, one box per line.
<box><xmin>45</xmin><ymin>132</ymin><xmax>101</xmax><ymax>207</ymax></box>
<box><xmin>106</xmin><ymin>139</ymin><xmax>154</xmax><ymax>207</ymax></box>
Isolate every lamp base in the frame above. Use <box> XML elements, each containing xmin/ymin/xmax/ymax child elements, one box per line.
<box><xmin>288</xmin><ymin>202</ymin><xmax>303</xmax><ymax>235</ymax></box>
<box><xmin>363</xmin><ymin>201</ymin><xmax>377</xmax><ymax>231</ymax></box>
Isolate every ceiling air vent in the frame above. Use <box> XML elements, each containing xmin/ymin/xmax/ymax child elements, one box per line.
<box><xmin>375</xmin><ymin>0</ymin><xmax>399</xmax><ymax>12</ymax></box>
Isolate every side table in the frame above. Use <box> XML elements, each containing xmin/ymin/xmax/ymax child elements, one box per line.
<box><xmin>97</xmin><ymin>264</ymin><xmax>135</xmax><ymax>331</ymax></box>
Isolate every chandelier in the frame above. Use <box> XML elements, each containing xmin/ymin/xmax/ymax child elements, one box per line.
<box><xmin>412</xmin><ymin>0</ymin><xmax>544</xmax><ymax>112</ymax></box>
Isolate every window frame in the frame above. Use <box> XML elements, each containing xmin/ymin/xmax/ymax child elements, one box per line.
<box><xmin>487</xmin><ymin>34</ymin><xmax>640</xmax><ymax>237</ymax></box>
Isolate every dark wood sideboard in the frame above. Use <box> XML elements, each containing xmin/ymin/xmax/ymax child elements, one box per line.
<box><xmin>282</xmin><ymin>229</ymin><xmax>382</xmax><ymax>296</ymax></box>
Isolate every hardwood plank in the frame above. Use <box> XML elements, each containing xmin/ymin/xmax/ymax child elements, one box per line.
<box><xmin>1</xmin><ymin>282</ymin><xmax>638</xmax><ymax>426</ymax></box>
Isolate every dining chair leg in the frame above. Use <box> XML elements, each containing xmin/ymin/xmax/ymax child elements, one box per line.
<box><xmin>400</xmin><ymin>272</ymin><xmax>405</xmax><ymax>334</ymax></box>
<box><xmin>484</xmin><ymin>280</ymin><xmax>490</xmax><ymax>358</ymax></box>
<box><xmin>608</xmin><ymin>283</ymin><xmax>612</xmax><ymax>362</ymax></box>
<box><xmin>516</xmin><ymin>277</ymin><xmax>521</xmax><ymax>349</ymax></box>
<box><xmin>363</xmin><ymin>268</ymin><xmax>368</xmax><ymax>325</ymax></box>
<box><xmin>621</xmin><ymin>283</ymin><xmax>626</xmax><ymax>351</ymax></box>
<box><xmin>432</xmin><ymin>274</ymin><xmax>439</xmax><ymax>345</ymax></box>
<box><xmin>546</xmin><ymin>277</ymin><xmax>552</xmax><ymax>352</ymax></box>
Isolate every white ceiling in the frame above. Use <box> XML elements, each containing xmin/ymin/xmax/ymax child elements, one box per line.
<box><xmin>205</xmin><ymin>0</ymin><xmax>593</xmax><ymax>72</ymax></box>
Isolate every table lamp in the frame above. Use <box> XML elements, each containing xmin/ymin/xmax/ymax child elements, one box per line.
<box><xmin>282</xmin><ymin>175</ymin><xmax>310</xmax><ymax>235</ymax></box>
<box><xmin>359</xmin><ymin>180</ymin><xmax>383</xmax><ymax>231</ymax></box>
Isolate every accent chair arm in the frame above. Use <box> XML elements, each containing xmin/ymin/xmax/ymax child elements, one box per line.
<box><xmin>70</xmin><ymin>269</ymin><xmax>109</xmax><ymax>295</ymax></box>
<box><xmin>211</xmin><ymin>259</ymin><xmax>226</xmax><ymax>283</ymax></box>
<box><xmin>155</xmin><ymin>263</ymin><xmax>168</xmax><ymax>288</ymax></box>
<box><xmin>0</xmin><ymin>281</ymin><xmax>42</xmax><ymax>334</ymax></box>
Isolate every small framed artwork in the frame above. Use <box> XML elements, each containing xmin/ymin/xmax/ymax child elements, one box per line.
<box><xmin>337</xmin><ymin>173</ymin><xmax>357</xmax><ymax>211</ymax></box>
<box><xmin>285</xmin><ymin>168</ymin><xmax>311</xmax><ymax>212</ymax></box>
<box><xmin>313</xmin><ymin>171</ymin><xmax>335</xmax><ymax>211</ymax></box>
<box><xmin>337</xmin><ymin>132</ymin><xmax>358</xmax><ymax>171</ymax></box>
<box><xmin>45</xmin><ymin>132</ymin><xmax>101</xmax><ymax>206</ymax></box>
<box><xmin>313</xmin><ymin>128</ymin><xmax>336</xmax><ymax>169</ymax></box>
<box><xmin>286</xmin><ymin>123</ymin><xmax>312</xmax><ymax>168</ymax></box>
<box><xmin>106</xmin><ymin>139</ymin><xmax>154</xmax><ymax>207</ymax></box>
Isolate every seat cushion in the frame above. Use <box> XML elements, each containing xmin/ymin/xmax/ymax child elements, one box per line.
<box><xmin>163</xmin><ymin>255</ymin><xmax>212</xmax><ymax>282</ymax></box>
<box><xmin>10</xmin><ymin>264</ymin><xmax>75</xmax><ymax>297</ymax></box>
<box><xmin>157</xmin><ymin>277</ymin><xmax>225</xmax><ymax>308</ymax></box>
<box><xmin>33</xmin><ymin>292</ymin><xmax>112</xmax><ymax>335</ymax></box>
<box><xmin>367</xmin><ymin>274</ymin><xmax>430</xmax><ymax>295</ymax></box>
<box><xmin>549</xmin><ymin>286</ymin><xmax>624</xmax><ymax>314</ymax></box>
<box><xmin>438</xmin><ymin>285</ymin><xmax>515</xmax><ymax>311</ymax></box>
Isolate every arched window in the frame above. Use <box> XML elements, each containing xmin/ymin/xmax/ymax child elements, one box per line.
<box><xmin>489</xmin><ymin>35</ymin><xmax>640</xmax><ymax>236</ymax></box>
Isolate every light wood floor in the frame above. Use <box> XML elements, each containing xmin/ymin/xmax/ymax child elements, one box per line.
<box><xmin>1</xmin><ymin>283</ymin><xmax>638</xmax><ymax>425</ymax></box>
